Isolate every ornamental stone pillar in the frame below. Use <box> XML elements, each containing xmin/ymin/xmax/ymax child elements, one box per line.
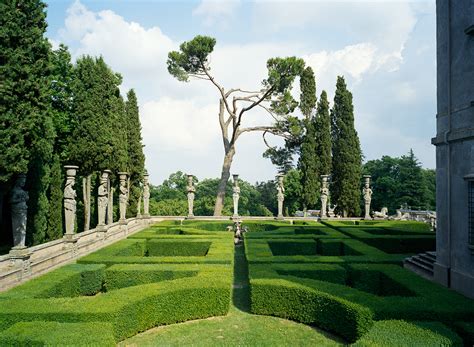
<box><xmin>118</xmin><ymin>172</ymin><xmax>129</xmax><ymax>223</ymax></box>
<box><xmin>10</xmin><ymin>174</ymin><xmax>28</xmax><ymax>249</ymax></box>
<box><xmin>276</xmin><ymin>174</ymin><xmax>285</xmax><ymax>220</ymax></box>
<box><xmin>143</xmin><ymin>173</ymin><xmax>150</xmax><ymax>218</ymax></box>
<box><xmin>362</xmin><ymin>175</ymin><xmax>373</xmax><ymax>220</ymax></box>
<box><xmin>320</xmin><ymin>175</ymin><xmax>330</xmax><ymax>219</ymax></box>
<box><xmin>232</xmin><ymin>174</ymin><xmax>240</xmax><ymax>219</ymax></box>
<box><xmin>97</xmin><ymin>170</ymin><xmax>111</xmax><ymax>228</ymax></box>
<box><xmin>186</xmin><ymin>174</ymin><xmax>195</xmax><ymax>219</ymax></box>
<box><xmin>63</xmin><ymin>166</ymin><xmax>78</xmax><ymax>235</ymax></box>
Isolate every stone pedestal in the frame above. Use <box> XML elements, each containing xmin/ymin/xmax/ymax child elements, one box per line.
<box><xmin>64</xmin><ymin>166</ymin><xmax>79</xmax><ymax>235</ymax></box>
<box><xmin>9</xmin><ymin>248</ymin><xmax>32</xmax><ymax>278</ymax></box>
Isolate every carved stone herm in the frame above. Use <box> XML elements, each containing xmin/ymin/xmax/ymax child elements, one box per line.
<box><xmin>232</xmin><ymin>174</ymin><xmax>240</xmax><ymax>218</ymax></box>
<box><xmin>118</xmin><ymin>172</ymin><xmax>129</xmax><ymax>222</ymax></box>
<box><xmin>64</xmin><ymin>166</ymin><xmax>78</xmax><ymax>235</ymax></box>
<box><xmin>143</xmin><ymin>173</ymin><xmax>150</xmax><ymax>218</ymax></box>
<box><xmin>320</xmin><ymin>175</ymin><xmax>330</xmax><ymax>219</ymax></box>
<box><xmin>276</xmin><ymin>175</ymin><xmax>285</xmax><ymax>219</ymax></box>
<box><xmin>362</xmin><ymin>175</ymin><xmax>373</xmax><ymax>220</ymax></box>
<box><xmin>10</xmin><ymin>174</ymin><xmax>28</xmax><ymax>249</ymax></box>
<box><xmin>186</xmin><ymin>174</ymin><xmax>196</xmax><ymax>218</ymax></box>
<box><xmin>97</xmin><ymin>170</ymin><xmax>111</xmax><ymax>227</ymax></box>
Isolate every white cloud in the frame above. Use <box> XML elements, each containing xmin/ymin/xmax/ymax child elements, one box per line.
<box><xmin>193</xmin><ymin>0</ymin><xmax>241</xmax><ymax>27</ymax></box>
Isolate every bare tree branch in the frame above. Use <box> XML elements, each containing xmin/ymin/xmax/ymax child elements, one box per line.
<box><xmin>200</xmin><ymin>60</ymin><xmax>234</xmax><ymax>117</ymax></box>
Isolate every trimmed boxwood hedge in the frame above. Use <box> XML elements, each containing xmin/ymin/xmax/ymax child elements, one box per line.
<box><xmin>250</xmin><ymin>278</ymin><xmax>373</xmax><ymax>342</ymax></box>
<box><xmin>147</xmin><ymin>240</ymin><xmax>211</xmax><ymax>257</ymax></box>
<box><xmin>352</xmin><ymin>320</ymin><xmax>463</xmax><ymax>347</ymax></box>
<box><xmin>0</xmin><ymin>321</ymin><xmax>116</xmax><ymax>346</ymax></box>
<box><xmin>105</xmin><ymin>264</ymin><xmax>199</xmax><ymax>290</ymax></box>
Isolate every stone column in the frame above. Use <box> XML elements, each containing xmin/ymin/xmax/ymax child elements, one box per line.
<box><xmin>137</xmin><ymin>191</ymin><xmax>142</xmax><ymax>218</ymax></box>
<box><xmin>232</xmin><ymin>174</ymin><xmax>240</xmax><ymax>219</ymax></box>
<box><xmin>10</xmin><ymin>174</ymin><xmax>28</xmax><ymax>249</ymax></box>
<box><xmin>118</xmin><ymin>172</ymin><xmax>129</xmax><ymax>223</ymax></box>
<box><xmin>143</xmin><ymin>173</ymin><xmax>150</xmax><ymax>218</ymax></box>
<box><xmin>63</xmin><ymin>166</ymin><xmax>78</xmax><ymax>236</ymax></box>
<box><xmin>186</xmin><ymin>174</ymin><xmax>195</xmax><ymax>219</ymax></box>
<box><xmin>362</xmin><ymin>175</ymin><xmax>373</xmax><ymax>220</ymax></box>
<box><xmin>320</xmin><ymin>175</ymin><xmax>329</xmax><ymax>219</ymax></box>
<box><xmin>276</xmin><ymin>174</ymin><xmax>285</xmax><ymax>219</ymax></box>
<box><xmin>97</xmin><ymin>170</ymin><xmax>111</xmax><ymax>228</ymax></box>
<box><xmin>107</xmin><ymin>187</ymin><xmax>114</xmax><ymax>224</ymax></box>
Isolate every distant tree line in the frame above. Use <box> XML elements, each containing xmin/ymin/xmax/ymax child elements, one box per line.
<box><xmin>0</xmin><ymin>0</ymin><xmax>145</xmax><ymax>250</ymax></box>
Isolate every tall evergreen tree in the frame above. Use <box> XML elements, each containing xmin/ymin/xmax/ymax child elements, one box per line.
<box><xmin>125</xmin><ymin>89</ymin><xmax>145</xmax><ymax>217</ymax></box>
<box><xmin>298</xmin><ymin>67</ymin><xmax>318</xmax><ymax>210</ymax></box>
<box><xmin>330</xmin><ymin>76</ymin><xmax>362</xmax><ymax>217</ymax></box>
<box><xmin>398</xmin><ymin>149</ymin><xmax>426</xmax><ymax>210</ymax></box>
<box><xmin>47</xmin><ymin>155</ymin><xmax>63</xmax><ymax>240</ymax></box>
<box><xmin>315</xmin><ymin>90</ymin><xmax>332</xmax><ymax>177</ymax></box>
<box><xmin>0</xmin><ymin>0</ymin><xmax>55</xmax><ymax>245</ymax></box>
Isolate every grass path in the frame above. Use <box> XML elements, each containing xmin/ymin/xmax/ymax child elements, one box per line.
<box><xmin>119</xmin><ymin>243</ymin><xmax>343</xmax><ymax>347</ymax></box>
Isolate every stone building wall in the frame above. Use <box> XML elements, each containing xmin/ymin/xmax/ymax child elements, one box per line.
<box><xmin>432</xmin><ymin>0</ymin><xmax>474</xmax><ymax>298</ymax></box>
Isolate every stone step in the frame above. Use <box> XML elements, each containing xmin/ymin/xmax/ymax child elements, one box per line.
<box><xmin>404</xmin><ymin>258</ymin><xmax>434</xmax><ymax>277</ymax></box>
<box><xmin>423</xmin><ymin>251</ymin><xmax>436</xmax><ymax>262</ymax></box>
<box><xmin>419</xmin><ymin>252</ymin><xmax>436</xmax><ymax>264</ymax></box>
<box><xmin>412</xmin><ymin>255</ymin><xmax>435</xmax><ymax>270</ymax></box>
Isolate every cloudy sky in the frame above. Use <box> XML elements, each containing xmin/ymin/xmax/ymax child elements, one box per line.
<box><xmin>45</xmin><ymin>0</ymin><xmax>436</xmax><ymax>185</ymax></box>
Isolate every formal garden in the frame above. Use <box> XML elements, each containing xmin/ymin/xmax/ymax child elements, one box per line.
<box><xmin>0</xmin><ymin>219</ymin><xmax>472</xmax><ymax>346</ymax></box>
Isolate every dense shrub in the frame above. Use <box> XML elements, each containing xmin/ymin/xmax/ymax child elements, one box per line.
<box><xmin>251</xmin><ymin>278</ymin><xmax>373</xmax><ymax>342</ymax></box>
<box><xmin>147</xmin><ymin>240</ymin><xmax>211</xmax><ymax>257</ymax></box>
<box><xmin>353</xmin><ymin>320</ymin><xmax>463</xmax><ymax>347</ymax></box>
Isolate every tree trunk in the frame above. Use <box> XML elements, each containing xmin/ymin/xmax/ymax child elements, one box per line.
<box><xmin>83</xmin><ymin>175</ymin><xmax>91</xmax><ymax>231</ymax></box>
<box><xmin>213</xmin><ymin>146</ymin><xmax>236</xmax><ymax>216</ymax></box>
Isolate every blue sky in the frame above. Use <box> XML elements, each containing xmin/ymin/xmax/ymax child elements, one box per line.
<box><xmin>44</xmin><ymin>0</ymin><xmax>436</xmax><ymax>185</ymax></box>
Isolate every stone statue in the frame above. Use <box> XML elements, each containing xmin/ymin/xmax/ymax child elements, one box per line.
<box><xmin>97</xmin><ymin>170</ymin><xmax>111</xmax><ymax>227</ymax></box>
<box><xmin>107</xmin><ymin>187</ymin><xmax>114</xmax><ymax>224</ymax></box>
<box><xmin>373</xmin><ymin>207</ymin><xmax>388</xmax><ymax>219</ymax></box>
<box><xmin>63</xmin><ymin>166</ymin><xmax>78</xmax><ymax>235</ymax></box>
<box><xmin>187</xmin><ymin>174</ymin><xmax>195</xmax><ymax>218</ymax></box>
<box><xmin>118</xmin><ymin>172</ymin><xmax>129</xmax><ymax>221</ymax></box>
<box><xmin>320</xmin><ymin>175</ymin><xmax>330</xmax><ymax>219</ymax></box>
<box><xmin>143</xmin><ymin>173</ymin><xmax>150</xmax><ymax>217</ymax></box>
<box><xmin>137</xmin><ymin>191</ymin><xmax>142</xmax><ymax>218</ymax></box>
<box><xmin>362</xmin><ymin>175</ymin><xmax>373</xmax><ymax>220</ymax></box>
<box><xmin>328</xmin><ymin>204</ymin><xmax>337</xmax><ymax>218</ymax></box>
<box><xmin>276</xmin><ymin>175</ymin><xmax>285</xmax><ymax>219</ymax></box>
<box><xmin>10</xmin><ymin>174</ymin><xmax>28</xmax><ymax>249</ymax></box>
<box><xmin>232</xmin><ymin>174</ymin><xmax>240</xmax><ymax>218</ymax></box>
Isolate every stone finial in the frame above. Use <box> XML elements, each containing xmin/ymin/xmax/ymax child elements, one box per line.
<box><xmin>232</xmin><ymin>174</ymin><xmax>240</xmax><ymax>219</ymax></box>
<box><xmin>63</xmin><ymin>166</ymin><xmax>78</xmax><ymax>235</ymax></box>
<box><xmin>362</xmin><ymin>175</ymin><xmax>373</xmax><ymax>220</ymax></box>
<box><xmin>10</xmin><ymin>174</ymin><xmax>28</xmax><ymax>249</ymax></box>
<box><xmin>276</xmin><ymin>174</ymin><xmax>285</xmax><ymax>219</ymax></box>
<box><xmin>320</xmin><ymin>175</ymin><xmax>330</xmax><ymax>219</ymax></box>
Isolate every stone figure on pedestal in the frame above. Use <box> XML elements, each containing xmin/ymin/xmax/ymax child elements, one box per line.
<box><xmin>10</xmin><ymin>174</ymin><xmax>28</xmax><ymax>249</ymax></box>
<box><xmin>276</xmin><ymin>175</ymin><xmax>285</xmax><ymax>219</ymax></box>
<box><xmin>187</xmin><ymin>174</ymin><xmax>195</xmax><ymax>218</ymax></box>
<box><xmin>64</xmin><ymin>166</ymin><xmax>78</xmax><ymax>235</ymax></box>
<box><xmin>143</xmin><ymin>173</ymin><xmax>150</xmax><ymax>217</ymax></box>
<box><xmin>362</xmin><ymin>175</ymin><xmax>373</xmax><ymax>220</ymax></box>
<box><xmin>232</xmin><ymin>174</ymin><xmax>240</xmax><ymax>218</ymax></box>
<box><xmin>320</xmin><ymin>175</ymin><xmax>330</xmax><ymax>219</ymax></box>
<box><xmin>107</xmin><ymin>187</ymin><xmax>114</xmax><ymax>225</ymax></box>
<box><xmin>118</xmin><ymin>172</ymin><xmax>129</xmax><ymax>222</ymax></box>
<box><xmin>97</xmin><ymin>170</ymin><xmax>111</xmax><ymax>227</ymax></box>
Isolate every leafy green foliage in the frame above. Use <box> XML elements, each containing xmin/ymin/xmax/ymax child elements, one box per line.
<box><xmin>46</xmin><ymin>155</ymin><xmax>63</xmax><ymax>240</ymax></box>
<box><xmin>315</xmin><ymin>90</ymin><xmax>332</xmax><ymax>177</ymax></box>
<box><xmin>331</xmin><ymin>76</ymin><xmax>362</xmax><ymax>217</ymax></box>
<box><xmin>363</xmin><ymin>151</ymin><xmax>435</xmax><ymax>213</ymax></box>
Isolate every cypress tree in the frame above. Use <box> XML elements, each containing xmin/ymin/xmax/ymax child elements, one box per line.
<box><xmin>330</xmin><ymin>76</ymin><xmax>362</xmax><ymax>217</ymax></box>
<box><xmin>315</xmin><ymin>90</ymin><xmax>332</xmax><ymax>177</ymax></box>
<box><xmin>125</xmin><ymin>89</ymin><xmax>145</xmax><ymax>217</ymax></box>
<box><xmin>398</xmin><ymin>149</ymin><xmax>426</xmax><ymax>210</ymax></box>
<box><xmin>47</xmin><ymin>155</ymin><xmax>63</xmax><ymax>240</ymax></box>
<box><xmin>0</xmin><ymin>0</ymin><xmax>55</xmax><ymax>245</ymax></box>
<box><xmin>298</xmin><ymin>67</ymin><xmax>318</xmax><ymax>210</ymax></box>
